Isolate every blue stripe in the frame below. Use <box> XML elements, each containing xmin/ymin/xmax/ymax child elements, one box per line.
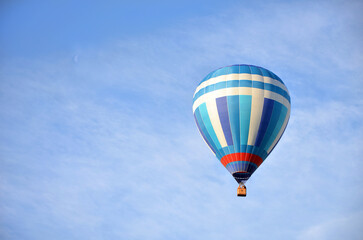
<box><xmin>193</xmin><ymin>80</ymin><xmax>290</xmax><ymax>103</ymax></box>
<box><xmin>227</xmin><ymin>158</ymin><xmax>254</xmax><ymax>173</ymax></box>
<box><xmin>239</xmin><ymin>95</ymin><xmax>252</xmax><ymax>150</ymax></box>
<box><xmin>198</xmin><ymin>103</ymin><xmax>222</xmax><ymax>150</ymax></box>
<box><xmin>267</xmin><ymin>115</ymin><xmax>290</xmax><ymax>155</ymax></box>
<box><xmin>212</xmin><ymin>67</ymin><xmax>229</xmax><ymax>78</ymax></box>
<box><xmin>264</xmin><ymin>104</ymin><xmax>288</xmax><ymax>152</ymax></box>
<box><xmin>227</xmin><ymin>95</ymin><xmax>240</xmax><ymax>152</ymax></box>
<box><xmin>194</xmin><ymin>108</ymin><xmax>220</xmax><ymax>157</ymax></box>
<box><xmin>226</xmin><ymin>80</ymin><xmax>240</xmax><ymax>88</ymax></box>
<box><xmin>216</xmin><ymin>96</ymin><xmax>233</xmax><ymax>146</ymax></box>
<box><xmin>194</xmin><ymin>111</ymin><xmax>215</xmax><ymax>154</ymax></box>
<box><xmin>199</xmin><ymin>65</ymin><xmax>284</xmax><ymax>85</ymax></box>
<box><xmin>239</xmin><ymin>65</ymin><xmax>251</xmax><ymax>74</ymax></box>
<box><xmin>205</xmin><ymin>84</ymin><xmax>214</xmax><ymax>93</ymax></box>
<box><xmin>259</xmin><ymin>68</ymin><xmax>274</xmax><ymax>79</ymax></box>
<box><xmin>255</xmin><ymin>98</ymin><xmax>275</xmax><ymax>146</ymax></box>
<box><xmin>250</xmin><ymin>65</ymin><xmax>263</xmax><ymax>76</ymax></box>
<box><xmin>259</xmin><ymin>101</ymin><xmax>283</xmax><ymax>150</ymax></box>
<box><xmin>242</xmin><ymin>161</ymin><xmax>247</xmax><ymax>172</ymax></box>
<box><xmin>247</xmin><ymin>162</ymin><xmax>258</xmax><ymax>174</ymax></box>
<box><xmin>225</xmin><ymin>161</ymin><xmax>258</xmax><ymax>173</ymax></box>
<box><xmin>215</xmin><ymin>81</ymin><xmax>227</xmax><ymax>90</ymax></box>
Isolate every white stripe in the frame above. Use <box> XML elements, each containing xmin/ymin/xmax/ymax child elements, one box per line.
<box><xmin>267</xmin><ymin>107</ymin><xmax>291</xmax><ymax>154</ymax></box>
<box><xmin>194</xmin><ymin>73</ymin><xmax>288</xmax><ymax>97</ymax></box>
<box><xmin>247</xmin><ymin>88</ymin><xmax>264</xmax><ymax>145</ymax></box>
<box><xmin>192</xmin><ymin>87</ymin><xmax>290</xmax><ymax>113</ymax></box>
<box><xmin>206</xmin><ymin>100</ymin><xmax>228</xmax><ymax>147</ymax></box>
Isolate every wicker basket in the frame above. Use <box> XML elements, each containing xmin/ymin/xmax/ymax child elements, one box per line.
<box><xmin>237</xmin><ymin>186</ymin><xmax>247</xmax><ymax>197</ymax></box>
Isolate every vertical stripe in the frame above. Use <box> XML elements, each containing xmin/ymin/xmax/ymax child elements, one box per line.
<box><xmin>193</xmin><ymin>64</ymin><xmax>290</xmax><ymax>185</ymax></box>
<box><xmin>194</xmin><ymin>109</ymin><xmax>216</xmax><ymax>154</ymax></box>
<box><xmin>239</xmin><ymin>95</ymin><xmax>252</xmax><ymax>148</ymax></box>
<box><xmin>264</xmin><ymin>104</ymin><xmax>288</xmax><ymax>152</ymax></box>
<box><xmin>224</xmin><ymin>67</ymin><xmax>238</xmax><ymax>173</ymax></box>
<box><xmin>206</xmin><ymin>100</ymin><xmax>228</xmax><ymax>147</ymax></box>
<box><xmin>199</xmin><ymin>100</ymin><xmax>229</xmax><ymax>163</ymax></box>
<box><xmin>247</xmin><ymin>88</ymin><xmax>264</xmax><ymax>145</ymax></box>
<box><xmin>259</xmin><ymin>101</ymin><xmax>283</xmax><ymax>150</ymax></box>
<box><xmin>199</xmin><ymin>103</ymin><xmax>222</xmax><ymax>150</ymax></box>
<box><xmin>216</xmin><ymin>96</ymin><xmax>233</xmax><ymax>146</ymax></box>
<box><xmin>267</xmin><ymin>106</ymin><xmax>291</xmax><ymax>153</ymax></box>
<box><xmin>227</xmin><ymin>95</ymin><xmax>240</xmax><ymax>153</ymax></box>
<box><xmin>255</xmin><ymin>98</ymin><xmax>274</xmax><ymax>146</ymax></box>
<box><xmin>195</xmin><ymin>108</ymin><xmax>223</xmax><ymax>160</ymax></box>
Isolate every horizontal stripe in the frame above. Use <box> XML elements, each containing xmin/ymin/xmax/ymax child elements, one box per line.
<box><xmin>219</xmin><ymin>145</ymin><xmax>268</xmax><ymax>160</ymax></box>
<box><xmin>192</xmin><ymin>87</ymin><xmax>290</xmax><ymax>113</ymax></box>
<box><xmin>226</xmin><ymin>161</ymin><xmax>258</xmax><ymax>173</ymax></box>
<box><xmin>193</xmin><ymin>80</ymin><xmax>290</xmax><ymax>104</ymax></box>
<box><xmin>194</xmin><ymin>73</ymin><xmax>288</xmax><ymax>96</ymax></box>
<box><xmin>199</xmin><ymin>65</ymin><xmax>284</xmax><ymax>85</ymax></box>
<box><xmin>221</xmin><ymin>153</ymin><xmax>263</xmax><ymax>167</ymax></box>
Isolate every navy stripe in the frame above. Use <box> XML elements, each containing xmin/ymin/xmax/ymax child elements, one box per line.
<box><xmin>215</xmin><ymin>96</ymin><xmax>233</xmax><ymax>146</ymax></box>
<box><xmin>225</xmin><ymin>162</ymin><xmax>257</xmax><ymax>174</ymax></box>
<box><xmin>193</xmin><ymin>80</ymin><xmax>290</xmax><ymax>103</ymax></box>
<box><xmin>268</xmin><ymin>114</ymin><xmax>290</xmax><ymax>156</ymax></box>
<box><xmin>255</xmin><ymin>98</ymin><xmax>275</xmax><ymax>146</ymax></box>
<box><xmin>259</xmin><ymin>101</ymin><xmax>283</xmax><ymax>151</ymax></box>
<box><xmin>232</xmin><ymin>172</ymin><xmax>252</xmax><ymax>183</ymax></box>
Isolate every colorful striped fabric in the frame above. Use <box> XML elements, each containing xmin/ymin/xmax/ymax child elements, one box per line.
<box><xmin>193</xmin><ymin>64</ymin><xmax>290</xmax><ymax>184</ymax></box>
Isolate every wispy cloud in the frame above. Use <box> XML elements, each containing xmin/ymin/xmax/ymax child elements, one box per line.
<box><xmin>0</xmin><ymin>1</ymin><xmax>362</xmax><ymax>239</ymax></box>
<box><xmin>297</xmin><ymin>211</ymin><xmax>363</xmax><ymax>240</ymax></box>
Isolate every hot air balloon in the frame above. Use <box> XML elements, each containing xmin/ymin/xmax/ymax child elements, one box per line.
<box><xmin>193</xmin><ymin>64</ymin><xmax>290</xmax><ymax>197</ymax></box>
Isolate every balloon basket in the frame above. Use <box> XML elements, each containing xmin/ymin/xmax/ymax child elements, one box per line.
<box><xmin>237</xmin><ymin>185</ymin><xmax>246</xmax><ymax>197</ymax></box>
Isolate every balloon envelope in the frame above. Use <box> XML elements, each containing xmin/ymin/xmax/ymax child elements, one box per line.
<box><xmin>193</xmin><ymin>64</ymin><xmax>290</xmax><ymax>184</ymax></box>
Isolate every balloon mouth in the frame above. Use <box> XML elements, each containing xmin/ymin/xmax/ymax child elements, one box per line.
<box><xmin>232</xmin><ymin>172</ymin><xmax>251</xmax><ymax>184</ymax></box>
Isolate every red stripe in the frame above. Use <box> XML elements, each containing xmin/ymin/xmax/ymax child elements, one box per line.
<box><xmin>220</xmin><ymin>153</ymin><xmax>263</xmax><ymax>167</ymax></box>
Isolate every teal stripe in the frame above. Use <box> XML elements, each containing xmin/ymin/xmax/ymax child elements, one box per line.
<box><xmin>199</xmin><ymin>65</ymin><xmax>283</xmax><ymax>84</ymax></box>
<box><xmin>194</xmin><ymin>107</ymin><xmax>222</xmax><ymax>159</ymax></box>
<box><xmin>239</xmin><ymin>95</ymin><xmax>251</xmax><ymax>152</ymax></box>
<box><xmin>193</xmin><ymin>80</ymin><xmax>290</xmax><ymax>103</ymax></box>
<box><xmin>259</xmin><ymin>101</ymin><xmax>283</xmax><ymax>151</ymax></box>
<box><xmin>264</xmin><ymin>104</ymin><xmax>288</xmax><ymax>153</ymax></box>
<box><xmin>198</xmin><ymin>103</ymin><xmax>222</xmax><ymax>150</ymax></box>
<box><xmin>227</xmin><ymin>96</ymin><xmax>240</xmax><ymax>153</ymax></box>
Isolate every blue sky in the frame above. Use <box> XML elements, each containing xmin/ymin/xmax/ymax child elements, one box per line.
<box><xmin>0</xmin><ymin>0</ymin><xmax>362</xmax><ymax>239</ymax></box>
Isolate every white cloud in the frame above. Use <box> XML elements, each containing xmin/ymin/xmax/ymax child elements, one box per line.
<box><xmin>0</xmin><ymin>0</ymin><xmax>362</xmax><ymax>239</ymax></box>
<box><xmin>298</xmin><ymin>212</ymin><xmax>363</xmax><ymax>240</ymax></box>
